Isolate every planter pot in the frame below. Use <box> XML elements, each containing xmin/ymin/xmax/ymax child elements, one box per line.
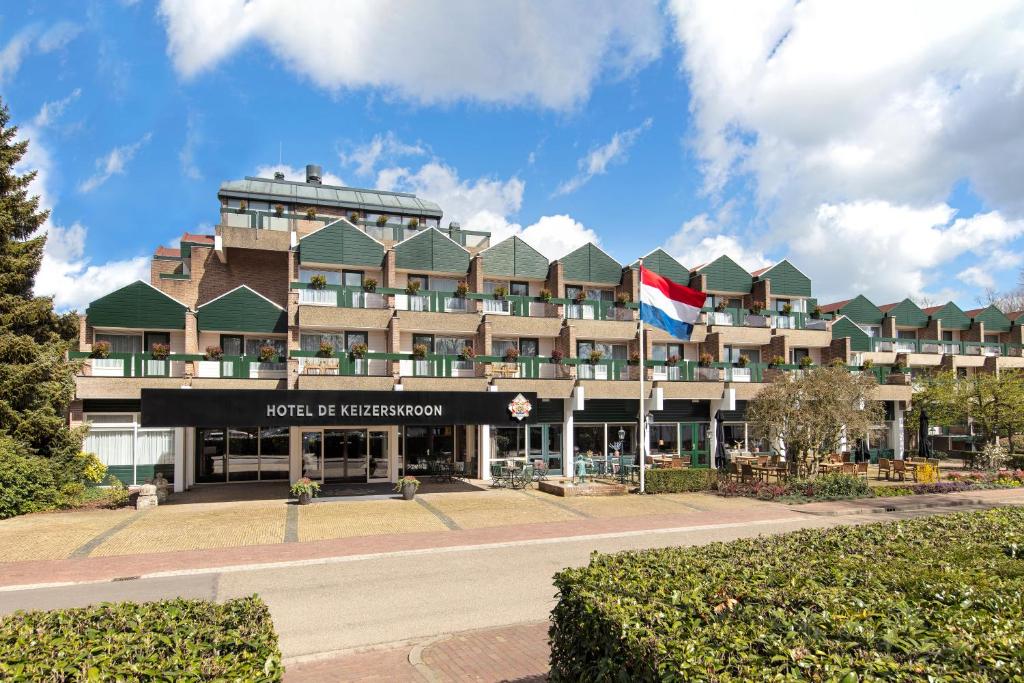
<box><xmin>297</xmin><ymin>491</ymin><xmax>312</xmax><ymax>505</ymax></box>
<box><xmin>401</xmin><ymin>483</ymin><xmax>417</xmax><ymax>501</ymax></box>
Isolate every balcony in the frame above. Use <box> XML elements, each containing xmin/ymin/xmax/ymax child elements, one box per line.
<box><xmin>563</xmin><ymin>300</ymin><xmax>636</xmax><ymax>322</ymax></box>
<box><xmin>867</xmin><ymin>338</ymin><xmax>1024</xmax><ymax>357</ymax></box>
<box><xmin>70</xmin><ymin>352</ymin><xmax>287</xmax><ymax>379</ymax></box>
<box><xmin>704</xmin><ymin>307</ymin><xmax>828</xmax><ymax>331</ymax></box>
<box><xmin>295</xmin><ymin>285</ymin><xmax>388</xmax><ymax>309</ymax></box>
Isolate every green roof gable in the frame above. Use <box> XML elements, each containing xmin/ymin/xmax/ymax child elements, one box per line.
<box><xmin>831</xmin><ymin>316</ymin><xmax>871</xmax><ymax>352</ymax></box>
<box><xmin>395</xmin><ymin>228</ymin><xmax>470</xmax><ymax>274</ymax></box>
<box><xmin>632</xmin><ymin>249</ymin><xmax>689</xmax><ymax>283</ymax></box>
<box><xmin>970</xmin><ymin>304</ymin><xmax>1011</xmax><ymax>333</ymax></box>
<box><xmin>884</xmin><ymin>298</ymin><xmax>928</xmax><ymax>328</ymax></box>
<box><xmin>755</xmin><ymin>260</ymin><xmax>811</xmax><ymax>297</ymax></box>
<box><xmin>559</xmin><ymin>243</ymin><xmax>622</xmax><ymax>285</ymax></box>
<box><xmin>928</xmin><ymin>302</ymin><xmax>971</xmax><ymax>331</ymax></box>
<box><xmin>299</xmin><ymin>219</ymin><xmax>385</xmax><ymax>268</ymax></box>
<box><xmin>832</xmin><ymin>295</ymin><xmax>884</xmax><ymax>325</ymax></box>
<box><xmin>691</xmin><ymin>255</ymin><xmax>751</xmax><ymax>293</ymax></box>
<box><xmin>86</xmin><ymin>281</ymin><xmax>186</xmax><ymax>330</ymax></box>
<box><xmin>481</xmin><ymin>236</ymin><xmax>549</xmax><ymax>280</ymax></box>
<box><xmin>197</xmin><ymin>286</ymin><xmax>286</xmax><ymax>333</ymax></box>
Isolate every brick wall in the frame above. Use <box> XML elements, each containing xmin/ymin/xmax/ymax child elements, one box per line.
<box><xmin>823</xmin><ymin>337</ymin><xmax>851</xmax><ymax>365</ymax></box>
<box><xmin>761</xmin><ymin>334</ymin><xmax>788</xmax><ymax>364</ymax></box>
<box><xmin>751</xmin><ymin>279</ymin><xmax>770</xmax><ymax>311</ymax></box>
<box><xmin>152</xmin><ymin>245</ymin><xmax>289</xmax><ymax>309</ymax></box>
<box><xmin>961</xmin><ymin>322</ymin><xmax>984</xmax><ymax>342</ymax></box>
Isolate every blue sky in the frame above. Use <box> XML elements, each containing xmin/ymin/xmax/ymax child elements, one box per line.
<box><xmin>3</xmin><ymin>1</ymin><xmax>1023</xmax><ymax>311</ymax></box>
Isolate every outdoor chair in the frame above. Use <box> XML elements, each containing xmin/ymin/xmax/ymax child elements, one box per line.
<box><xmin>728</xmin><ymin>461</ymin><xmax>742</xmax><ymax>482</ymax></box>
<box><xmin>892</xmin><ymin>460</ymin><xmax>907</xmax><ymax>482</ymax></box>
<box><xmin>452</xmin><ymin>461</ymin><xmax>467</xmax><ymax>481</ymax></box>
<box><xmin>877</xmin><ymin>458</ymin><xmax>891</xmax><ymax>480</ymax></box>
<box><xmin>856</xmin><ymin>462</ymin><xmax>868</xmax><ymax>480</ymax></box>
<box><xmin>740</xmin><ymin>463</ymin><xmax>754</xmax><ymax>483</ymax></box>
<box><xmin>489</xmin><ymin>462</ymin><xmax>508</xmax><ymax>487</ymax></box>
<box><xmin>532</xmin><ymin>459</ymin><xmax>548</xmax><ymax>482</ymax></box>
<box><xmin>841</xmin><ymin>463</ymin><xmax>856</xmax><ymax>475</ymax></box>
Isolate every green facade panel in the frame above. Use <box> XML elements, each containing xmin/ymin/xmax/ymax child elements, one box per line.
<box><xmin>929</xmin><ymin>302</ymin><xmax>971</xmax><ymax>331</ymax></box>
<box><xmin>560</xmin><ymin>243</ymin><xmax>621</xmax><ymax>285</ymax></box>
<box><xmin>395</xmin><ymin>228</ymin><xmax>470</xmax><ymax>274</ymax></box>
<box><xmin>633</xmin><ymin>249</ymin><xmax>689</xmax><ymax>283</ymax></box>
<box><xmin>834</xmin><ymin>295</ymin><xmax>884</xmax><ymax>325</ymax></box>
<box><xmin>692</xmin><ymin>255</ymin><xmax>751</xmax><ymax>293</ymax></box>
<box><xmin>299</xmin><ymin>220</ymin><xmax>385</xmax><ymax>267</ymax></box>
<box><xmin>970</xmin><ymin>305</ymin><xmax>1011</xmax><ymax>333</ymax></box>
<box><xmin>831</xmin><ymin>316</ymin><xmax>871</xmax><ymax>352</ymax></box>
<box><xmin>86</xmin><ymin>281</ymin><xmax>186</xmax><ymax>330</ymax></box>
<box><xmin>481</xmin><ymin>236</ymin><xmax>549</xmax><ymax>279</ymax></box>
<box><xmin>756</xmin><ymin>260</ymin><xmax>811</xmax><ymax>297</ymax></box>
<box><xmin>197</xmin><ymin>287</ymin><xmax>286</xmax><ymax>333</ymax></box>
<box><xmin>884</xmin><ymin>298</ymin><xmax>928</xmax><ymax>328</ymax></box>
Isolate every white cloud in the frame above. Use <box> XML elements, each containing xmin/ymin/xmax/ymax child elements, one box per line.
<box><xmin>0</xmin><ymin>28</ymin><xmax>35</xmax><ymax>84</ymax></box>
<box><xmin>78</xmin><ymin>133</ymin><xmax>153</xmax><ymax>193</ymax></box>
<box><xmin>0</xmin><ymin>22</ymin><xmax>82</xmax><ymax>84</ymax></box>
<box><xmin>554</xmin><ymin>118</ymin><xmax>652</xmax><ymax>195</ymax></box>
<box><xmin>37</xmin><ymin>21</ymin><xmax>82</xmax><ymax>53</ymax></box>
<box><xmin>340</xmin><ymin>132</ymin><xmax>427</xmax><ymax>178</ymax></box>
<box><xmin>668</xmin><ymin>0</ymin><xmax>1024</xmax><ymax>301</ymax></box>
<box><xmin>158</xmin><ymin>0</ymin><xmax>664</xmax><ymax>109</ymax></box>
<box><xmin>253</xmin><ymin>163</ymin><xmax>344</xmax><ymax>186</ymax></box>
<box><xmin>36</xmin><ymin>223</ymin><xmax>150</xmax><ymax>311</ymax></box>
<box><xmin>32</xmin><ymin>88</ymin><xmax>82</xmax><ymax>128</ymax></box>
<box><xmin>957</xmin><ymin>266</ymin><xmax>995</xmax><ymax>291</ymax></box>
<box><xmin>179</xmin><ymin>111</ymin><xmax>202</xmax><ymax>180</ymax></box>
<box><xmin>379</xmin><ymin>161</ymin><xmax>597</xmax><ymax>259</ymax></box>
<box><xmin>664</xmin><ymin>213</ymin><xmax>772</xmax><ymax>272</ymax></box>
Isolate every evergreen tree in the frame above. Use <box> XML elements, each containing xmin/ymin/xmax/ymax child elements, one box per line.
<box><xmin>0</xmin><ymin>97</ymin><xmax>81</xmax><ymax>465</ymax></box>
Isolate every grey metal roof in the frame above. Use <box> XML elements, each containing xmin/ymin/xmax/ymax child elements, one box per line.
<box><xmin>218</xmin><ymin>176</ymin><xmax>443</xmax><ymax>217</ymax></box>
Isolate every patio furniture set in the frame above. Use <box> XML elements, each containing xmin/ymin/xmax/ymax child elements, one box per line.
<box><xmin>877</xmin><ymin>457</ymin><xmax>941</xmax><ymax>482</ymax></box>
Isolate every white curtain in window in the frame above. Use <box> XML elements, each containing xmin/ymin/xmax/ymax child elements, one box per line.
<box><xmin>95</xmin><ymin>334</ymin><xmax>142</xmax><ymax>354</ymax></box>
<box><xmin>245</xmin><ymin>338</ymin><xmax>287</xmax><ymax>356</ymax></box>
<box><xmin>136</xmin><ymin>430</ymin><xmax>175</xmax><ymax>466</ymax></box>
<box><xmin>298</xmin><ymin>269</ymin><xmax>341</xmax><ymax>285</ymax></box>
<box><xmin>84</xmin><ymin>430</ymin><xmax>134</xmax><ymax>467</ymax></box>
<box><xmin>431</xmin><ymin>277</ymin><xmax>458</xmax><ymax>292</ymax></box>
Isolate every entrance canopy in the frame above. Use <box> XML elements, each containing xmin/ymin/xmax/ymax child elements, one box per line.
<box><xmin>140</xmin><ymin>389</ymin><xmax>539</xmax><ymax>428</ymax></box>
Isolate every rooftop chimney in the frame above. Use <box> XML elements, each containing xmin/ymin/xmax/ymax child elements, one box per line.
<box><xmin>273</xmin><ymin>171</ymin><xmax>285</xmax><ymax>180</ymax></box>
<box><xmin>305</xmin><ymin>164</ymin><xmax>322</xmax><ymax>185</ymax></box>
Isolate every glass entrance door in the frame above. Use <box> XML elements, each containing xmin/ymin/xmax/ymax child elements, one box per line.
<box><xmin>367</xmin><ymin>430</ymin><xmax>389</xmax><ymax>481</ymax></box>
<box><xmin>302</xmin><ymin>428</ymin><xmax>371</xmax><ymax>483</ymax></box>
<box><xmin>529</xmin><ymin>424</ymin><xmax>563</xmax><ymax>475</ymax></box>
<box><xmin>680</xmin><ymin>422</ymin><xmax>710</xmax><ymax>468</ymax></box>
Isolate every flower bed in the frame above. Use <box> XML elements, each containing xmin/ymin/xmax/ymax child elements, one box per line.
<box><xmin>0</xmin><ymin>596</ymin><xmax>282</xmax><ymax>680</ymax></box>
<box><xmin>550</xmin><ymin>507</ymin><xmax>1024</xmax><ymax>680</ymax></box>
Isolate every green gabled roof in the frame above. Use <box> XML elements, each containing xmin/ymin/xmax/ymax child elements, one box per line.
<box><xmin>632</xmin><ymin>249</ymin><xmax>689</xmax><ymax>283</ymax></box>
<box><xmin>395</xmin><ymin>227</ymin><xmax>470</xmax><ymax>274</ymax></box>
<box><xmin>831</xmin><ymin>316</ymin><xmax>871</xmax><ymax>352</ymax></box>
<box><xmin>480</xmin><ymin>236</ymin><xmax>549</xmax><ymax>280</ymax></box>
<box><xmin>753</xmin><ymin>259</ymin><xmax>811</xmax><ymax>297</ymax></box>
<box><xmin>925</xmin><ymin>301</ymin><xmax>971</xmax><ymax>331</ymax></box>
<box><xmin>87</xmin><ymin>281</ymin><xmax>187</xmax><ymax>330</ymax></box>
<box><xmin>299</xmin><ymin>219</ymin><xmax>385</xmax><ymax>268</ymax></box>
<box><xmin>881</xmin><ymin>298</ymin><xmax>928</xmax><ymax>328</ymax></box>
<box><xmin>690</xmin><ymin>255</ymin><xmax>752</xmax><ymax>294</ymax></box>
<box><xmin>197</xmin><ymin>285</ymin><xmax>286</xmax><ymax>333</ymax></box>
<box><xmin>559</xmin><ymin>242</ymin><xmax>622</xmax><ymax>285</ymax></box>
<box><xmin>967</xmin><ymin>304</ymin><xmax>1011</xmax><ymax>333</ymax></box>
<box><xmin>821</xmin><ymin>294</ymin><xmax>884</xmax><ymax>325</ymax></box>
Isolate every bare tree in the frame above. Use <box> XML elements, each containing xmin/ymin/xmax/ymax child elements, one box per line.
<box><xmin>976</xmin><ymin>286</ymin><xmax>1024</xmax><ymax>314</ymax></box>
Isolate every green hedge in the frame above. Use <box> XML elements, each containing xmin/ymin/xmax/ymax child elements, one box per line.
<box><xmin>550</xmin><ymin>507</ymin><xmax>1024</xmax><ymax>681</ymax></box>
<box><xmin>644</xmin><ymin>468</ymin><xmax>717</xmax><ymax>493</ymax></box>
<box><xmin>0</xmin><ymin>596</ymin><xmax>283</xmax><ymax>681</ymax></box>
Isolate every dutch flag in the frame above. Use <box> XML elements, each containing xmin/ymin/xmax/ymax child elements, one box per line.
<box><xmin>639</xmin><ymin>266</ymin><xmax>707</xmax><ymax>341</ymax></box>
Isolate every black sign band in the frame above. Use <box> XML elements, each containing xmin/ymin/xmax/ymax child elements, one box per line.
<box><xmin>140</xmin><ymin>389</ymin><xmax>539</xmax><ymax>428</ymax></box>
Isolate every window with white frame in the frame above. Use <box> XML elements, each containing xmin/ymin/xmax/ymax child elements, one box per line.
<box><xmin>94</xmin><ymin>333</ymin><xmax>143</xmax><ymax>354</ymax></box>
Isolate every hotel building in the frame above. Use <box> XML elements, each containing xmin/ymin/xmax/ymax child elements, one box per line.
<box><xmin>69</xmin><ymin>165</ymin><xmax>1019</xmax><ymax>492</ymax></box>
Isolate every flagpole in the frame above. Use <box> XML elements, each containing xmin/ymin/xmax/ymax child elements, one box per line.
<box><xmin>638</xmin><ymin>260</ymin><xmax>646</xmax><ymax>494</ymax></box>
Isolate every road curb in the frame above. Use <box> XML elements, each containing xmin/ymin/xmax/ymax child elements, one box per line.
<box><xmin>408</xmin><ymin>634</ymin><xmax>449</xmax><ymax>683</ymax></box>
<box><xmin>791</xmin><ymin>497</ymin><xmax>999</xmax><ymax>517</ymax></box>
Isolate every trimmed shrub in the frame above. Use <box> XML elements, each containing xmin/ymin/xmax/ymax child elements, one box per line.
<box><xmin>550</xmin><ymin>507</ymin><xmax>1024</xmax><ymax>681</ymax></box>
<box><xmin>0</xmin><ymin>596</ymin><xmax>283</xmax><ymax>680</ymax></box>
<box><xmin>0</xmin><ymin>445</ymin><xmax>62</xmax><ymax>519</ymax></box>
<box><xmin>645</xmin><ymin>468</ymin><xmax>717</xmax><ymax>493</ymax></box>
<box><xmin>798</xmin><ymin>472</ymin><xmax>870</xmax><ymax>498</ymax></box>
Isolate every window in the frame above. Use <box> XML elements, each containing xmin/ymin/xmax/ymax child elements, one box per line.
<box><xmin>942</xmin><ymin>331</ymin><xmax>954</xmax><ymax>341</ymax></box>
<box><xmin>897</xmin><ymin>330</ymin><xmax>917</xmax><ymax>339</ymax></box>
<box><xmin>94</xmin><ymin>333</ymin><xmax>142</xmax><ymax>354</ymax></box>
<box><xmin>774</xmin><ymin>298</ymin><xmax>790</xmax><ymax>312</ymax></box>
<box><xmin>244</xmin><ymin>338</ymin><xmax>286</xmax><ymax>358</ymax></box>
<box><xmin>220</xmin><ymin>335</ymin><xmax>243</xmax><ymax>356</ymax></box>
<box><xmin>345</xmin><ymin>331</ymin><xmax>368</xmax><ymax>351</ymax></box>
<box><xmin>722</xmin><ymin>423</ymin><xmax>747</xmax><ymax>450</ymax></box>
<box><xmin>145</xmin><ymin>332</ymin><xmax>170</xmax><ymax>352</ymax></box>
<box><xmin>985</xmin><ymin>334</ymin><xmax>1000</xmax><ymax>343</ymax></box>
<box><xmin>577</xmin><ymin>340</ymin><xmax>627</xmax><ymax>359</ymax></box>
<box><xmin>650</xmin><ymin>424</ymin><xmax>678</xmax><ymax>455</ymax></box>
<box><xmin>791</xmin><ymin>348</ymin><xmax>809</xmax><ymax>364</ymax></box>
<box><xmin>300</xmin><ymin>333</ymin><xmax>344</xmax><ymax>352</ymax></box>
<box><xmin>298</xmin><ymin>268</ymin><xmax>341</xmax><ymax>285</ymax></box>
<box><xmin>492</xmin><ymin>338</ymin><xmax>517</xmax><ymax>356</ymax></box>
<box><xmin>519</xmin><ymin>338</ymin><xmax>539</xmax><ymax>357</ymax></box>
<box><xmin>573</xmin><ymin>425</ymin><xmax>605</xmax><ymax>457</ymax></box>
<box><xmin>651</xmin><ymin>344</ymin><xmax>682</xmax><ymax>361</ymax></box>
<box><xmin>430</xmin><ymin>277</ymin><xmax>458</xmax><ymax>292</ymax></box>
<box><xmin>483</xmin><ymin>280</ymin><xmax>507</xmax><ymax>294</ymax></box>
<box><xmin>342</xmin><ymin>271</ymin><xmax>364</xmax><ymax>288</ymax></box>
<box><xmin>510</xmin><ymin>281</ymin><xmax>530</xmax><ymax>297</ymax></box>
<box><xmin>859</xmin><ymin>325</ymin><xmax>882</xmax><ymax>337</ymax></box>
<box><xmin>724</xmin><ymin>346</ymin><xmax>760</xmax><ymax>364</ymax></box>
<box><xmin>433</xmin><ymin>336</ymin><xmax>471</xmax><ymax>356</ymax></box>
<box><xmin>607</xmin><ymin>424</ymin><xmax>636</xmax><ymax>455</ymax></box>
<box><xmin>413</xmin><ymin>333</ymin><xmax>434</xmax><ymax>352</ymax></box>
<box><xmin>407</xmin><ymin>274</ymin><xmax>429</xmax><ymax>291</ymax></box>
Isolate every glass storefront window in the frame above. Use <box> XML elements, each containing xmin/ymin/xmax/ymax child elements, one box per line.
<box><xmin>722</xmin><ymin>423</ymin><xmax>746</xmax><ymax>451</ymax></box>
<box><xmin>227</xmin><ymin>427</ymin><xmax>260</xmax><ymax>481</ymax></box>
<box><xmin>402</xmin><ymin>425</ymin><xmax>455</xmax><ymax>475</ymax></box>
<box><xmin>492</xmin><ymin>426</ymin><xmax>525</xmax><ymax>462</ymax></box>
<box><xmin>574</xmin><ymin>425</ymin><xmax>605</xmax><ymax>457</ymax></box>
<box><xmin>259</xmin><ymin>427</ymin><xmax>290</xmax><ymax>480</ymax></box>
<box><xmin>650</xmin><ymin>424</ymin><xmax>678</xmax><ymax>455</ymax></box>
<box><xmin>607</xmin><ymin>424</ymin><xmax>636</xmax><ymax>456</ymax></box>
<box><xmin>197</xmin><ymin>428</ymin><xmax>226</xmax><ymax>482</ymax></box>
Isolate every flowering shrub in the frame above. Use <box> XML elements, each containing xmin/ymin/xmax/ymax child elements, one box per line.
<box><xmin>204</xmin><ymin>345</ymin><xmax>223</xmax><ymax>360</ymax></box>
<box><xmin>258</xmin><ymin>345</ymin><xmax>278</xmax><ymax>362</ymax></box>
<box><xmin>150</xmin><ymin>343</ymin><xmax>170</xmax><ymax>360</ymax></box>
<box><xmin>916</xmin><ymin>463</ymin><xmax>939</xmax><ymax>484</ymax></box>
<box><xmin>90</xmin><ymin>341</ymin><xmax>111</xmax><ymax>359</ymax></box>
<box><xmin>977</xmin><ymin>443</ymin><xmax>1009</xmax><ymax>470</ymax></box>
<box><xmin>549</xmin><ymin>349</ymin><xmax>564</xmax><ymax>364</ymax></box>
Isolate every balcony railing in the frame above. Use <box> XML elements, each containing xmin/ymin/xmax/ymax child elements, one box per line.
<box><xmin>867</xmin><ymin>338</ymin><xmax>1024</xmax><ymax>357</ymax></box>
<box><xmin>562</xmin><ymin>300</ymin><xmax>637</xmax><ymax>322</ymax></box>
<box><xmin>292</xmin><ymin>284</ymin><xmax>389</xmax><ymax>309</ymax></box>
<box><xmin>703</xmin><ymin>308</ymin><xmax>827</xmax><ymax>331</ymax></box>
<box><xmin>70</xmin><ymin>352</ymin><xmax>286</xmax><ymax>379</ymax></box>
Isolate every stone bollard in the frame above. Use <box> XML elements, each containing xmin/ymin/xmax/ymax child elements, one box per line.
<box><xmin>152</xmin><ymin>474</ymin><xmax>170</xmax><ymax>503</ymax></box>
<box><xmin>136</xmin><ymin>483</ymin><xmax>159</xmax><ymax>510</ymax></box>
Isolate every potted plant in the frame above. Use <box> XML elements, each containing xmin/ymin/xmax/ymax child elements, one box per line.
<box><xmin>363</xmin><ymin>278</ymin><xmax>378</xmax><ymax>293</ymax></box>
<box><xmin>460</xmin><ymin>345</ymin><xmax>476</xmax><ymax>360</ymax></box>
<box><xmin>861</xmin><ymin>358</ymin><xmax>874</xmax><ymax>370</ymax></box>
<box><xmin>455</xmin><ymin>280</ymin><xmax>469</xmax><ymax>297</ymax></box>
<box><xmin>630</xmin><ymin>350</ymin><xmax>641</xmax><ymax>363</ymax></box>
<box><xmin>749</xmin><ymin>301</ymin><xmax>764</xmax><ymax>315</ymax></box>
<box><xmin>616</xmin><ymin>292</ymin><xmax>631</xmax><ymax>306</ymax></box>
<box><xmin>376</xmin><ymin>214</ymin><xmax>389</xmax><ymax>227</ymax></box>
<box><xmin>205</xmin><ymin>345</ymin><xmax>223</xmax><ymax>360</ymax></box>
<box><xmin>349</xmin><ymin>212</ymin><xmax>360</xmax><ymax>223</ymax></box>
<box><xmin>395</xmin><ymin>476</ymin><xmax>420</xmax><ymax>501</ymax></box>
<box><xmin>549</xmin><ymin>348</ymin><xmax>564</xmax><ymax>364</ymax></box>
<box><xmin>768</xmin><ymin>355</ymin><xmax>786</xmax><ymax>368</ymax></box>
<box><xmin>274</xmin><ymin>204</ymin><xmax>284</xmax><ymax>217</ymax></box>
<box><xmin>574</xmin><ymin>289</ymin><xmax>587</xmax><ymax>304</ymax></box>
<box><xmin>349</xmin><ymin>342</ymin><xmax>368</xmax><ymax>359</ymax></box>
<box><xmin>715</xmin><ymin>300</ymin><xmax>728</xmax><ymax>312</ymax></box>
<box><xmin>588</xmin><ymin>349</ymin><xmax>604</xmax><ymax>364</ymax></box>
<box><xmin>799</xmin><ymin>355</ymin><xmax>814</xmax><ymax>368</ymax></box>
<box><xmin>318</xmin><ymin>341</ymin><xmax>335</xmax><ymax>358</ymax></box>
<box><xmin>493</xmin><ymin>285</ymin><xmax>508</xmax><ymax>300</ymax></box>
<box><xmin>258</xmin><ymin>344</ymin><xmax>278</xmax><ymax>362</ymax></box>
<box><xmin>150</xmin><ymin>343</ymin><xmax>170</xmax><ymax>360</ymax></box>
<box><xmin>665</xmin><ymin>354</ymin><xmax>679</xmax><ymax>366</ymax></box>
<box><xmin>237</xmin><ymin>199</ymin><xmax>248</xmax><ymax>213</ymax></box>
<box><xmin>539</xmin><ymin>288</ymin><xmax>553</xmax><ymax>302</ymax></box>
<box><xmin>504</xmin><ymin>346</ymin><xmax>520</xmax><ymax>362</ymax></box>
<box><xmin>811</xmin><ymin>304</ymin><xmax>822</xmax><ymax>319</ymax></box>
<box><xmin>290</xmin><ymin>477</ymin><xmax>320</xmax><ymax>505</ymax></box>
<box><xmin>412</xmin><ymin>343</ymin><xmax>429</xmax><ymax>359</ymax></box>
<box><xmin>829</xmin><ymin>358</ymin><xmax>847</xmax><ymax>368</ymax></box>
<box><xmin>781</xmin><ymin>303</ymin><xmax>793</xmax><ymax>315</ymax></box>
<box><xmin>91</xmin><ymin>340</ymin><xmax>111</xmax><ymax>359</ymax></box>
<box><xmin>747</xmin><ymin>301</ymin><xmax>769</xmax><ymax>327</ymax></box>
<box><xmin>305</xmin><ymin>207</ymin><xmax>316</xmax><ymax>220</ymax></box>
<box><xmin>699</xmin><ymin>352</ymin><xmax>713</xmax><ymax>367</ymax></box>
<box><xmin>309</xmin><ymin>274</ymin><xmax>327</xmax><ymax>290</ymax></box>
<box><xmin>405</xmin><ymin>280</ymin><xmax>422</xmax><ymax>296</ymax></box>
<box><xmin>697</xmin><ymin>352</ymin><xmax>717</xmax><ymax>380</ymax></box>
<box><xmin>407</xmin><ymin>218</ymin><xmax>419</xmax><ymax>229</ymax></box>
<box><xmin>737</xmin><ymin>354</ymin><xmax>750</xmax><ymax>367</ymax></box>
